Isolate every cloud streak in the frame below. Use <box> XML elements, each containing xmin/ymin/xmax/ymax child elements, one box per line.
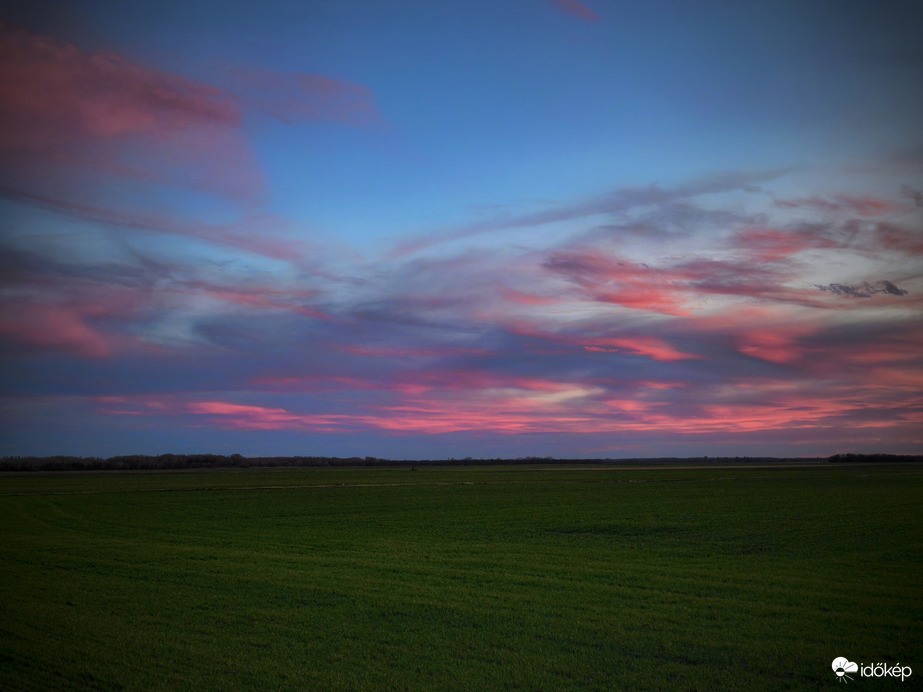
<box><xmin>233</xmin><ymin>68</ymin><xmax>385</xmax><ymax>128</ymax></box>
<box><xmin>392</xmin><ymin>169</ymin><xmax>793</xmax><ymax>256</ymax></box>
<box><xmin>548</xmin><ymin>0</ymin><xmax>600</xmax><ymax>24</ymax></box>
<box><xmin>0</xmin><ymin>23</ymin><xmax>263</xmax><ymax>201</ymax></box>
<box><xmin>1</xmin><ymin>186</ymin><xmax>312</xmax><ymax>263</ymax></box>
<box><xmin>0</xmin><ymin>23</ymin><xmax>238</xmax><ymax>150</ymax></box>
<box><xmin>0</xmin><ymin>23</ymin><xmax>384</xmax><ymax>269</ymax></box>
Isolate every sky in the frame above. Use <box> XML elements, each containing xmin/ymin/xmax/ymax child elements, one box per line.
<box><xmin>0</xmin><ymin>0</ymin><xmax>921</xmax><ymax>459</ymax></box>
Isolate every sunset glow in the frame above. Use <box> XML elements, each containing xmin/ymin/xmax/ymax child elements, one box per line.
<box><xmin>1</xmin><ymin>1</ymin><xmax>921</xmax><ymax>458</ymax></box>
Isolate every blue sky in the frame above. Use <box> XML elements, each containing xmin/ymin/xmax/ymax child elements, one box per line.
<box><xmin>1</xmin><ymin>0</ymin><xmax>921</xmax><ymax>458</ymax></box>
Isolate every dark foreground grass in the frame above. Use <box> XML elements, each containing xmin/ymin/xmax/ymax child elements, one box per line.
<box><xmin>1</xmin><ymin>464</ymin><xmax>921</xmax><ymax>690</ymax></box>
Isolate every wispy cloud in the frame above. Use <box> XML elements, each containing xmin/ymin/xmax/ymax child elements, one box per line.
<box><xmin>88</xmin><ymin>361</ymin><xmax>923</xmax><ymax>439</ymax></box>
<box><xmin>232</xmin><ymin>68</ymin><xmax>385</xmax><ymax>128</ymax></box>
<box><xmin>0</xmin><ymin>304</ymin><xmax>120</xmax><ymax>358</ymax></box>
<box><xmin>1</xmin><ymin>186</ymin><xmax>312</xmax><ymax>263</ymax></box>
<box><xmin>0</xmin><ymin>23</ymin><xmax>383</xmax><ymax>266</ymax></box>
<box><xmin>548</xmin><ymin>0</ymin><xmax>600</xmax><ymax>24</ymax></box>
<box><xmin>391</xmin><ymin>169</ymin><xmax>793</xmax><ymax>256</ymax></box>
<box><xmin>544</xmin><ymin>250</ymin><xmax>694</xmax><ymax>315</ymax></box>
<box><xmin>775</xmin><ymin>194</ymin><xmax>900</xmax><ymax>216</ymax></box>
<box><xmin>875</xmin><ymin>221</ymin><xmax>923</xmax><ymax>256</ymax></box>
<box><xmin>0</xmin><ymin>23</ymin><xmax>262</xmax><ymax>201</ymax></box>
<box><xmin>0</xmin><ymin>23</ymin><xmax>238</xmax><ymax>150</ymax></box>
<box><xmin>733</xmin><ymin>227</ymin><xmax>841</xmax><ymax>262</ymax></box>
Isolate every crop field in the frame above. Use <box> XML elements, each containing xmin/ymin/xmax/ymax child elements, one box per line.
<box><xmin>1</xmin><ymin>463</ymin><xmax>921</xmax><ymax>690</ymax></box>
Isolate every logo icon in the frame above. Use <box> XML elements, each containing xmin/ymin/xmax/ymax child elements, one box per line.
<box><xmin>833</xmin><ymin>657</ymin><xmax>859</xmax><ymax>683</ymax></box>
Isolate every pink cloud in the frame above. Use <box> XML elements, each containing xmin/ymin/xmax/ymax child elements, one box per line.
<box><xmin>875</xmin><ymin>222</ymin><xmax>923</xmax><ymax>256</ymax></box>
<box><xmin>503</xmin><ymin>323</ymin><xmax>702</xmax><ymax>362</ymax></box>
<box><xmin>734</xmin><ymin>227</ymin><xmax>840</xmax><ymax>262</ymax></box>
<box><xmin>549</xmin><ymin>0</ymin><xmax>601</xmax><ymax>23</ymax></box>
<box><xmin>187</xmin><ymin>399</ymin><xmax>545</xmax><ymax>435</ymax></box>
<box><xmin>253</xmin><ymin>370</ymin><xmax>587</xmax><ymax>399</ymax></box>
<box><xmin>500</xmin><ymin>287</ymin><xmax>562</xmax><ymax>306</ymax></box>
<box><xmin>591</xmin><ymin>288</ymin><xmax>691</xmax><ymax>316</ymax></box>
<box><xmin>0</xmin><ymin>24</ymin><xmax>237</xmax><ymax>151</ymax></box>
<box><xmin>545</xmin><ymin>250</ymin><xmax>694</xmax><ymax>315</ymax></box>
<box><xmin>795</xmin><ymin>326</ymin><xmax>923</xmax><ymax>388</ymax></box>
<box><xmin>735</xmin><ymin>328</ymin><xmax>812</xmax><ymax>365</ymax></box>
<box><xmin>604</xmin><ymin>399</ymin><xmax>654</xmax><ymax>414</ymax></box>
<box><xmin>188</xmin><ymin>402</ymin><xmax>312</xmax><ymax>430</ymax></box>
<box><xmin>583</xmin><ymin>337</ymin><xmax>701</xmax><ymax>362</ymax></box>
<box><xmin>635</xmin><ymin>380</ymin><xmax>687</xmax><ymax>390</ymax></box>
<box><xmin>0</xmin><ymin>303</ymin><xmax>123</xmax><ymax>358</ymax></box>
<box><xmin>839</xmin><ymin>196</ymin><xmax>898</xmax><ymax>216</ymax></box>
<box><xmin>173</xmin><ymin>281</ymin><xmax>329</xmax><ymax>320</ymax></box>
<box><xmin>860</xmin><ymin>368</ymin><xmax>923</xmax><ymax>389</ymax></box>
<box><xmin>681</xmin><ymin>306</ymin><xmax>822</xmax><ymax>365</ymax></box>
<box><xmin>0</xmin><ymin>23</ymin><xmax>263</xmax><ymax>201</ymax></box>
<box><xmin>545</xmin><ymin>249</ymin><xmax>819</xmax><ymax>314</ymax></box>
<box><xmin>672</xmin><ymin>258</ymin><xmax>840</xmax><ymax>309</ymax></box>
<box><xmin>88</xmin><ymin>326</ymin><xmax>923</xmax><ymax>444</ymax></box>
<box><xmin>98</xmin><ymin>380</ymin><xmax>922</xmax><ymax>438</ymax></box>
<box><xmin>0</xmin><ymin>24</ymin><xmax>383</xmax><ymax>226</ymax></box>
<box><xmin>839</xmin><ymin>338</ymin><xmax>922</xmax><ymax>366</ymax></box>
<box><xmin>688</xmin><ymin>305</ymin><xmax>805</xmax><ymax>335</ymax></box>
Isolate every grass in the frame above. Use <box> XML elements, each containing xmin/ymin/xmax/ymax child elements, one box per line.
<box><xmin>1</xmin><ymin>464</ymin><xmax>921</xmax><ymax>690</ymax></box>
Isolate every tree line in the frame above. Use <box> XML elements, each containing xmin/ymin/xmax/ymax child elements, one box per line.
<box><xmin>0</xmin><ymin>454</ymin><xmax>559</xmax><ymax>472</ymax></box>
<box><xmin>0</xmin><ymin>452</ymin><xmax>918</xmax><ymax>472</ymax></box>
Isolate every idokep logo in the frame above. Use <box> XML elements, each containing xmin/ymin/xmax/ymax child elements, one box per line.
<box><xmin>832</xmin><ymin>657</ymin><xmax>913</xmax><ymax>683</ymax></box>
<box><xmin>832</xmin><ymin>658</ymin><xmax>858</xmax><ymax>682</ymax></box>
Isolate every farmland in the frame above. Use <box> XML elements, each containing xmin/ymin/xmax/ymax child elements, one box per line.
<box><xmin>1</xmin><ymin>463</ymin><xmax>921</xmax><ymax>690</ymax></box>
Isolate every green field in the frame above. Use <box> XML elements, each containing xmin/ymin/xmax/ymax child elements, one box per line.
<box><xmin>1</xmin><ymin>464</ymin><xmax>921</xmax><ymax>690</ymax></box>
